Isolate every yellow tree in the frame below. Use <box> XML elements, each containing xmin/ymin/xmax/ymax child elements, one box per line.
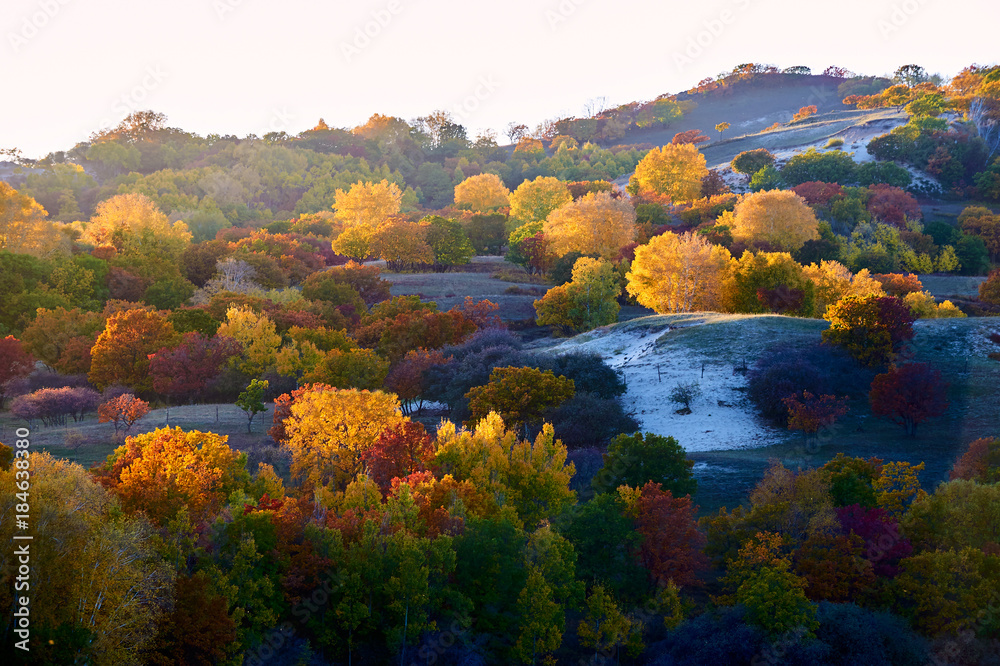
<box><xmin>509</xmin><ymin>176</ymin><xmax>572</xmax><ymax>224</ymax></box>
<box><xmin>725</xmin><ymin>190</ymin><xmax>820</xmax><ymax>251</ymax></box>
<box><xmin>0</xmin><ymin>182</ymin><xmax>68</xmax><ymax>257</ymax></box>
<box><xmin>453</xmin><ymin>173</ymin><xmax>511</xmax><ymax>212</ymax></box>
<box><xmin>543</xmin><ymin>191</ymin><xmax>636</xmax><ymax>260</ymax></box>
<box><xmin>217</xmin><ymin>306</ymin><xmax>281</xmax><ymax>377</ymax></box>
<box><xmin>627</xmin><ymin>231</ymin><xmax>732</xmax><ymax>313</ymax></box>
<box><xmin>370</xmin><ymin>217</ymin><xmax>434</xmax><ymax>270</ymax></box>
<box><xmin>83</xmin><ymin>193</ymin><xmax>192</xmax><ymax>280</ymax></box>
<box><xmin>632</xmin><ymin>143</ymin><xmax>708</xmax><ymax>203</ymax></box>
<box><xmin>803</xmin><ymin>261</ymin><xmax>885</xmax><ymax>317</ymax></box>
<box><xmin>281</xmin><ymin>385</ymin><xmax>407</xmax><ymax>490</ymax></box>
<box><xmin>0</xmin><ymin>453</ymin><xmax>174</xmax><ymax>664</ymax></box>
<box><xmin>432</xmin><ymin>413</ymin><xmax>576</xmax><ymax>529</ymax></box>
<box><xmin>332</xmin><ymin>179</ymin><xmax>403</xmax><ymax>229</ymax></box>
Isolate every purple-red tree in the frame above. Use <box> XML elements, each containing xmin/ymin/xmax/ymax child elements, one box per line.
<box><xmin>0</xmin><ymin>336</ymin><xmax>35</xmax><ymax>409</ymax></box>
<box><xmin>869</xmin><ymin>363</ymin><xmax>949</xmax><ymax>436</ymax></box>
<box><xmin>836</xmin><ymin>504</ymin><xmax>912</xmax><ymax>577</ymax></box>
<box><xmin>149</xmin><ymin>333</ymin><xmax>242</xmax><ymax>401</ymax></box>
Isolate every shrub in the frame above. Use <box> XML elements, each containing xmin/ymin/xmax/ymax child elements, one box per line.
<box><xmin>825</xmin><ymin>138</ymin><xmax>845</xmax><ymax>148</ymax></box>
<box><xmin>747</xmin><ymin>344</ymin><xmax>873</xmax><ymax>424</ymax></box>
<box><xmin>869</xmin><ymin>363</ymin><xmax>949</xmax><ymax>435</ymax></box>
<box><xmin>97</xmin><ymin>393</ymin><xmax>150</xmax><ymax>434</ymax></box>
<box><xmin>980</xmin><ymin>268</ymin><xmax>1000</xmax><ymax>306</ymax></box>
<box><xmin>545</xmin><ymin>392</ymin><xmax>640</xmax><ymax>449</ymax></box>
<box><xmin>10</xmin><ymin>387</ymin><xmax>101</xmax><ymax>427</ymax></box>
<box><xmin>669</xmin><ymin>381</ymin><xmax>702</xmax><ymax>410</ymax></box>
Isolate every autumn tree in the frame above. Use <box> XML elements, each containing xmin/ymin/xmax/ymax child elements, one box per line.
<box><xmin>509</xmin><ymin>176</ymin><xmax>572</xmax><ymax>224</ymax></box>
<box><xmin>720</xmin><ymin>251</ymin><xmax>815</xmax><ymax>316</ymax></box>
<box><xmin>89</xmin><ymin>308</ymin><xmax>179</xmax><ymax>392</ymax></box>
<box><xmin>715</xmin><ymin>122</ymin><xmax>730</xmax><ymax>136</ymax></box>
<box><xmin>543</xmin><ymin>191</ymin><xmax>636</xmax><ymax>260</ymax></box>
<box><xmin>83</xmin><ymin>193</ymin><xmax>192</xmax><ymax>282</ymax></box>
<box><xmin>949</xmin><ymin>437</ymin><xmax>1000</xmax><ymax>483</ymax></box>
<box><xmin>958</xmin><ymin>205</ymin><xmax>1000</xmax><ymax>261</ymax></box>
<box><xmin>465</xmin><ymin>366</ymin><xmax>575</xmax><ymax>432</ymax></box>
<box><xmin>236</xmin><ymin>379</ymin><xmax>269</xmax><ymax>434</ymax></box>
<box><xmin>627</xmin><ymin>231</ymin><xmax>732</xmax><ymax>313</ymax></box>
<box><xmin>216</xmin><ymin>306</ymin><xmax>282</xmax><ymax>377</ymax></box>
<box><xmin>577</xmin><ymin>584</ymin><xmax>644</xmax><ymax>661</ymax></box>
<box><xmin>0</xmin><ymin>336</ymin><xmax>34</xmax><ymax>408</ymax></box>
<box><xmin>869</xmin><ymin>362</ymin><xmax>949</xmax><ymax>435</ymax></box>
<box><xmin>370</xmin><ymin>217</ymin><xmax>434</xmax><ymax>270</ymax></box>
<box><xmin>279</xmin><ymin>384</ymin><xmax>407</xmax><ymax>490</ymax></box>
<box><xmin>631</xmin><ymin>143</ymin><xmax>708</xmax><ymax>203</ymax></box>
<box><xmin>782</xmin><ymin>391</ymin><xmax>849</xmax><ymax>435</ymax></box>
<box><xmin>453</xmin><ymin>173</ymin><xmax>510</xmax><ymax>212</ymax></box>
<box><xmin>149</xmin><ymin>332</ymin><xmax>242</xmax><ymax>400</ymax></box>
<box><xmin>384</xmin><ymin>348</ymin><xmax>450</xmax><ymax>415</ymax></box>
<box><xmin>803</xmin><ymin>261</ymin><xmax>885</xmax><ymax>317</ymax></box>
<box><xmin>534</xmin><ymin>257</ymin><xmax>621</xmax><ymax>334</ymax></box>
<box><xmin>866</xmin><ymin>184</ymin><xmax>921</xmax><ymax>228</ymax></box>
<box><xmin>671</xmin><ymin>129</ymin><xmax>710</xmax><ymax>145</ymax></box>
<box><xmin>91</xmin><ymin>427</ymin><xmax>248</xmax><ymax>525</ymax></box>
<box><xmin>20</xmin><ymin>306</ymin><xmax>106</xmax><ymax>374</ymax></box>
<box><xmin>359</xmin><ymin>421</ymin><xmax>435</xmax><ymax>494</ymax></box>
<box><xmin>622</xmin><ymin>482</ymin><xmax>707</xmax><ymax>587</ymax></box>
<box><xmin>0</xmin><ymin>453</ymin><xmax>174</xmax><ymax>663</ymax></box>
<box><xmin>822</xmin><ymin>294</ymin><xmax>915</xmax><ymax>367</ymax></box>
<box><xmin>1</xmin><ymin>181</ymin><xmax>70</xmax><ymax>259</ymax></box>
<box><xmin>724</xmin><ymin>190</ymin><xmax>820</xmax><ymax>252</ymax></box>
<box><xmin>332</xmin><ymin>179</ymin><xmax>403</xmax><ymax>230</ymax></box>
<box><xmin>97</xmin><ymin>393</ymin><xmax>150</xmax><ymax>435</ymax></box>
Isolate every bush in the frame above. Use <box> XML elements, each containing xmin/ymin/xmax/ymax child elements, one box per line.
<box><xmin>825</xmin><ymin>138</ymin><xmax>845</xmax><ymax>149</ymax></box>
<box><xmin>781</xmin><ymin>148</ymin><xmax>858</xmax><ymax>186</ymax></box>
<box><xmin>545</xmin><ymin>392</ymin><xmax>640</xmax><ymax>449</ymax></box>
<box><xmin>669</xmin><ymin>381</ymin><xmax>702</xmax><ymax>410</ymax></box>
<box><xmin>747</xmin><ymin>344</ymin><xmax>873</xmax><ymax>424</ymax></box>
<box><xmin>10</xmin><ymin>387</ymin><xmax>101</xmax><ymax>427</ymax></box>
<box><xmin>980</xmin><ymin>268</ymin><xmax>1000</xmax><ymax>306</ymax></box>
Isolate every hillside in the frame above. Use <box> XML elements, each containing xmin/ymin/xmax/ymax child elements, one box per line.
<box><xmin>537</xmin><ymin>313</ymin><xmax>1000</xmax><ymax>512</ymax></box>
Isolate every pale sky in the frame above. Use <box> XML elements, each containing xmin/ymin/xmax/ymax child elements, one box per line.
<box><xmin>2</xmin><ymin>0</ymin><xmax>997</xmax><ymax>158</ymax></box>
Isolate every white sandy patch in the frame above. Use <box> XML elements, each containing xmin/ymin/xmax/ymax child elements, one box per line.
<box><xmin>543</xmin><ymin>323</ymin><xmax>782</xmax><ymax>452</ymax></box>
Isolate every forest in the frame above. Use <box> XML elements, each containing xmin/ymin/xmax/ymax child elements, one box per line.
<box><xmin>1</xmin><ymin>62</ymin><xmax>1000</xmax><ymax>665</ymax></box>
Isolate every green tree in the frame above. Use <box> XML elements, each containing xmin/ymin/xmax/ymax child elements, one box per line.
<box><xmin>423</xmin><ymin>216</ymin><xmax>474</xmax><ymax>270</ymax></box>
<box><xmin>592</xmin><ymin>432</ymin><xmax>696</xmax><ymax>496</ymax></box>
<box><xmin>534</xmin><ymin>257</ymin><xmax>620</xmax><ymax>334</ymax></box>
<box><xmin>236</xmin><ymin>379</ymin><xmax>268</xmax><ymax>433</ymax></box>
<box><xmin>465</xmin><ymin>366</ymin><xmax>575</xmax><ymax>432</ymax></box>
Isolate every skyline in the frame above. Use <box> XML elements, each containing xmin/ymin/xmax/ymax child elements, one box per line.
<box><xmin>3</xmin><ymin>0</ymin><xmax>998</xmax><ymax>158</ymax></box>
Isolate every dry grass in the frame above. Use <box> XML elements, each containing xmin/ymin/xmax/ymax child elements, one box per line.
<box><xmin>383</xmin><ymin>269</ymin><xmax>549</xmax><ymax>320</ymax></box>
<box><xmin>1</xmin><ymin>403</ymin><xmax>280</xmax><ymax>471</ymax></box>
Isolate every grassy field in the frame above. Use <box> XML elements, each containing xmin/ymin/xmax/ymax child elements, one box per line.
<box><xmin>1</xmin><ymin>403</ymin><xmax>291</xmax><ymax>478</ymax></box>
<box><xmin>382</xmin><ymin>257</ymin><xmax>551</xmax><ymax>320</ymax></box>
<box><xmin>616</xmin><ymin>314</ymin><xmax>1000</xmax><ymax>516</ymax></box>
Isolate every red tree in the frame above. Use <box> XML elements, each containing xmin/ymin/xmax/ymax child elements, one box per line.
<box><xmin>836</xmin><ymin>504</ymin><xmax>912</xmax><ymax>577</ymax></box>
<box><xmin>791</xmin><ymin>181</ymin><xmax>843</xmax><ymax>207</ymax></box>
<box><xmin>872</xmin><ymin>273</ymin><xmax>923</xmax><ymax>297</ymax></box>
<box><xmin>359</xmin><ymin>422</ymin><xmax>435</xmax><ymax>494</ymax></box>
<box><xmin>0</xmin><ymin>336</ymin><xmax>34</xmax><ymax>409</ymax></box>
<box><xmin>869</xmin><ymin>363</ymin><xmax>949</xmax><ymax>436</ymax></box>
<box><xmin>384</xmin><ymin>348</ymin><xmax>450</xmax><ymax>415</ymax></box>
<box><xmin>782</xmin><ymin>391</ymin><xmax>849</xmax><ymax>434</ymax></box>
<box><xmin>866</xmin><ymin>184</ymin><xmax>921</xmax><ymax>227</ymax></box>
<box><xmin>671</xmin><ymin>129</ymin><xmax>710</xmax><ymax>145</ymax></box>
<box><xmin>149</xmin><ymin>333</ymin><xmax>242</xmax><ymax>400</ymax></box>
<box><xmin>97</xmin><ymin>394</ymin><xmax>151</xmax><ymax>434</ymax></box>
<box><xmin>632</xmin><ymin>481</ymin><xmax>707</xmax><ymax>588</ymax></box>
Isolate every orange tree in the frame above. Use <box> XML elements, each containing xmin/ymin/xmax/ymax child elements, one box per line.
<box><xmin>89</xmin><ymin>308</ymin><xmax>179</xmax><ymax>392</ymax></box>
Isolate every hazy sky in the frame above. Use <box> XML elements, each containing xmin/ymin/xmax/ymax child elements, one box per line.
<box><xmin>2</xmin><ymin>0</ymin><xmax>997</xmax><ymax>157</ymax></box>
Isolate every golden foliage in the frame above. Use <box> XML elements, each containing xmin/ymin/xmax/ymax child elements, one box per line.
<box><xmin>453</xmin><ymin>173</ymin><xmax>510</xmax><ymax>212</ymax></box>
<box><xmin>633</xmin><ymin>143</ymin><xmax>708</xmax><ymax>204</ymax></box>
<box><xmin>727</xmin><ymin>189</ymin><xmax>820</xmax><ymax>251</ymax></box>
<box><xmin>543</xmin><ymin>191</ymin><xmax>636</xmax><ymax>260</ymax></box>
<box><xmin>627</xmin><ymin>231</ymin><xmax>732</xmax><ymax>313</ymax></box>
